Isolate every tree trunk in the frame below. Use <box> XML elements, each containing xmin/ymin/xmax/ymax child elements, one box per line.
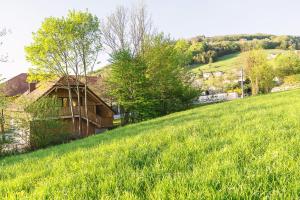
<box><xmin>251</xmin><ymin>77</ymin><xmax>259</xmax><ymax>96</ymax></box>
<box><xmin>66</xmin><ymin>79</ymin><xmax>76</xmax><ymax>133</ymax></box>
<box><xmin>84</xmin><ymin>70</ymin><xmax>89</xmax><ymax>135</ymax></box>
<box><xmin>75</xmin><ymin>83</ymin><xmax>82</xmax><ymax>136</ymax></box>
<box><xmin>0</xmin><ymin>109</ymin><xmax>4</xmax><ymax>133</ymax></box>
<box><xmin>122</xmin><ymin>109</ymin><xmax>129</xmax><ymax>126</ymax></box>
<box><xmin>255</xmin><ymin>77</ymin><xmax>259</xmax><ymax>95</ymax></box>
<box><xmin>82</xmin><ymin>49</ymin><xmax>90</xmax><ymax>135</ymax></box>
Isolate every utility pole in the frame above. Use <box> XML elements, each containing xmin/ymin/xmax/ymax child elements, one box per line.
<box><xmin>241</xmin><ymin>67</ymin><xmax>244</xmax><ymax>99</ymax></box>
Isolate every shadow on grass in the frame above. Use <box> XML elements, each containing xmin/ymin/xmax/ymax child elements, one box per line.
<box><xmin>2</xmin><ymin>89</ymin><xmax>298</xmax><ymax>166</ymax></box>
<box><xmin>0</xmin><ymin>102</ymin><xmax>221</xmax><ymax>166</ymax></box>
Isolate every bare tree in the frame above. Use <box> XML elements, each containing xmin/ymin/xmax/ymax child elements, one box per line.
<box><xmin>101</xmin><ymin>2</ymin><xmax>154</xmax><ymax>125</ymax></box>
<box><xmin>102</xmin><ymin>6</ymin><xmax>128</xmax><ymax>53</ymax></box>
<box><xmin>130</xmin><ymin>2</ymin><xmax>152</xmax><ymax>55</ymax></box>
<box><xmin>0</xmin><ymin>29</ymin><xmax>8</xmax><ymax>150</ymax></box>
<box><xmin>0</xmin><ymin>28</ymin><xmax>8</xmax><ymax>62</ymax></box>
<box><xmin>102</xmin><ymin>2</ymin><xmax>153</xmax><ymax>56</ymax></box>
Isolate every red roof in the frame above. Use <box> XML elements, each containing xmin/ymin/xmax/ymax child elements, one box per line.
<box><xmin>0</xmin><ymin>73</ymin><xmax>30</xmax><ymax>96</ymax></box>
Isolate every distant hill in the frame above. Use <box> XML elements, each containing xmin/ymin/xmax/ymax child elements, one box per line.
<box><xmin>186</xmin><ymin>34</ymin><xmax>300</xmax><ymax>70</ymax></box>
<box><xmin>92</xmin><ymin>34</ymin><xmax>300</xmax><ymax>76</ymax></box>
<box><xmin>1</xmin><ymin>89</ymin><xmax>300</xmax><ymax>198</ymax></box>
<box><xmin>191</xmin><ymin>49</ymin><xmax>288</xmax><ymax>74</ymax></box>
<box><xmin>191</xmin><ymin>33</ymin><xmax>300</xmax><ymax>43</ymax></box>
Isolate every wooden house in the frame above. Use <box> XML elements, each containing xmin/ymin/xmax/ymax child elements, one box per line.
<box><xmin>0</xmin><ymin>73</ymin><xmax>31</xmax><ymax>96</ymax></box>
<box><xmin>5</xmin><ymin>75</ymin><xmax>114</xmax><ymax>138</ymax></box>
<box><xmin>25</xmin><ymin>76</ymin><xmax>114</xmax><ymax>136</ymax></box>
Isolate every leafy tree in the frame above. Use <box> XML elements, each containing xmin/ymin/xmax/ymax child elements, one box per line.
<box><xmin>108</xmin><ymin>50</ymin><xmax>149</xmax><ymax>124</ymax></box>
<box><xmin>242</xmin><ymin>50</ymin><xmax>275</xmax><ymax>95</ymax></box>
<box><xmin>174</xmin><ymin>39</ymin><xmax>193</xmax><ymax>65</ymax></box>
<box><xmin>67</xmin><ymin>10</ymin><xmax>102</xmax><ymax>134</ymax></box>
<box><xmin>189</xmin><ymin>41</ymin><xmax>207</xmax><ymax>53</ymax></box>
<box><xmin>26</xmin><ymin>11</ymin><xmax>102</xmax><ymax>135</ymax></box>
<box><xmin>108</xmin><ymin>35</ymin><xmax>199</xmax><ymax>124</ymax></box>
<box><xmin>188</xmin><ymin>41</ymin><xmax>207</xmax><ymax>64</ymax></box>
<box><xmin>25</xmin><ymin>17</ymin><xmax>78</xmax><ymax>132</ymax></box>
<box><xmin>274</xmin><ymin>51</ymin><xmax>300</xmax><ymax>78</ymax></box>
<box><xmin>143</xmin><ymin>35</ymin><xmax>199</xmax><ymax>116</ymax></box>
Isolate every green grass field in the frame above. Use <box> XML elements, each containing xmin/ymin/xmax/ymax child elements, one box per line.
<box><xmin>191</xmin><ymin>49</ymin><xmax>286</xmax><ymax>73</ymax></box>
<box><xmin>1</xmin><ymin>89</ymin><xmax>300</xmax><ymax>199</ymax></box>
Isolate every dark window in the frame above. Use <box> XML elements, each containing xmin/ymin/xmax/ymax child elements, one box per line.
<box><xmin>59</xmin><ymin>97</ymin><xmax>68</xmax><ymax>107</ymax></box>
<box><xmin>58</xmin><ymin>97</ymin><xmax>69</xmax><ymax>107</ymax></box>
<box><xmin>96</xmin><ymin>105</ymin><xmax>102</xmax><ymax>116</ymax></box>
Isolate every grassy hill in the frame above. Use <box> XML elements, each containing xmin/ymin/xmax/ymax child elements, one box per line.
<box><xmin>191</xmin><ymin>49</ymin><xmax>286</xmax><ymax>74</ymax></box>
<box><xmin>92</xmin><ymin>49</ymin><xmax>286</xmax><ymax>76</ymax></box>
<box><xmin>1</xmin><ymin>90</ymin><xmax>300</xmax><ymax>198</ymax></box>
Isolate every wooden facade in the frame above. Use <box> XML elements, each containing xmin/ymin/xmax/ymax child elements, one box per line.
<box><xmin>48</xmin><ymin>87</ymin><xmax>114</xmax><ymax>135</ymax></box>
<box><xmin>26</xmin><ymin>76</ymin><xmax>115</xmax><ymax>136</ymax></box>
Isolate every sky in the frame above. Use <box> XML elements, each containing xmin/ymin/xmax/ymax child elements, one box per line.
<box><xmin>1</xmin><ymin>0</ymin><xmax>300</xmax><ymax>79</ymax></box>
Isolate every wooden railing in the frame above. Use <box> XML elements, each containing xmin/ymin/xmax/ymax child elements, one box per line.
<box><xmin>59</xmin><ymin>106</ymin><xmax>102</xmax><ymax>127</ymax></box>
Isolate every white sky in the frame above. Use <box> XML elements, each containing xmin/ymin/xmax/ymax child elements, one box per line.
<box><xmin>1</xmin><ymin>0</ymin><xmax>300</xmax><ymax>79</ymax></box>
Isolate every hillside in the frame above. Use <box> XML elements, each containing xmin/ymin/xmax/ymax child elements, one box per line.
<box><xmin>191</xmin><ymin>49</ymin><xmax>286</xmax><ymax>73</ymax></box>
<box><xmin>1</xmin><ymin>90</ymin><xmax>300</xmax><ymax>198</ymax></box>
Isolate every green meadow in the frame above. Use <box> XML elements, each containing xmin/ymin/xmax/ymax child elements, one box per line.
<box><xmin>1</xmin><ymin>89</ymin><xmax>300</xmax><ymax>199</ymax></box>
<box><xmin>191</xmin><ymin>49</ymin><xmax>286</xmax><ymax>73</ymax></box>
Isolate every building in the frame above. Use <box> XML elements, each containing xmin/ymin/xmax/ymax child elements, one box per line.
<box><xmin>4</xmin><ymin>75</ymin><xmax>114</xmax><ymax>138</ymax></box>
<box><xmin>0</xmin><ymin>73</ymin><xmax>31</xmax><ymax>96</ymax></box>
<box><xmin>27</xmin><ymin>76</ymin><xmax>113</xmax><ymax>135</ymax></box>
<box><xmin>1</xmin><ymin>75</ymin><xmax>115</xmax><ymax>150</ymax></box>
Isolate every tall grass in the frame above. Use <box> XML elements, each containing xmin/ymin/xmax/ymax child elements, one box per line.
<box><xmin>1</xmin><ymin>90</ymin><xmax>300</xmax><ymax>199</ymax></box>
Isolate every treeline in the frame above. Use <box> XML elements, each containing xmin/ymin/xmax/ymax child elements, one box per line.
<box><xmin>24</xmin><ymin>3</ymin><xmax>199</xmax><ymax>126</ymax></box>
<box><xmin>192</xmin><ymin>34</ymin><xmax>274</xmax><ymax>42</ymax></box>
<box><xmin>180</xmin><ymin>34</ymin><xmax>300</xmax><ymax>65</ymax></box>
<box><xmin>198</xmin><ymin>49</ymin><xmax>300</xmax><ymax>96</ymax></box>
<box><xmin>243</xmin><ymin>50</ymin><xmax>300</xmax><ymax>95</ymax></box>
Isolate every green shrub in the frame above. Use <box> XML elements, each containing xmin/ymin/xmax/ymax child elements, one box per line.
<box><xmin>283</xmin><ymin>74</ymin><xmax>300</xmax><ymax>85</ymax></box>
<box><xmin>30</xmin><ymin>120</ymin><xmax>70</xmax><ymax>149</ymax></box>
<box><xmin>0</xmin><ymin>134</ymin><xmax>10</xmax><ymax>156</ymax></box>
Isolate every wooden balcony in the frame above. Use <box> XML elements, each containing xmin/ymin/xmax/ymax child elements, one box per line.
<box><xmin>59</xmin><ymin>106</ymin><xmax>102</xmax><ymax>127</ymax></box>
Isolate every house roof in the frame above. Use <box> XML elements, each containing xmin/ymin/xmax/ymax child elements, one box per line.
<box><xmin>0</xmin><ymin>73</ymin><xmax>30</xmax><ymax>96</ymax></box>
<box><xmin>19</xmin><ymin>76</ymin><xmax>114</xmax><ymax>113</ymax></box>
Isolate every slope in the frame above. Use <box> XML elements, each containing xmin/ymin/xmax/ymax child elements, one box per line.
<box><xmin>1</xmin><ymin>89</ymin><xmax>300</xmax><ymax>199</ymax></box>
<box><xmin>191</xmin><ymin>49</ymin><xmax>286</xmax><ymax>74</ymax></box>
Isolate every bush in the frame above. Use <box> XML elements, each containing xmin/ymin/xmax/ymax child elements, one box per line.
<box><xmin>274</xmin><ymin>51</ymin><xmax>300</xmax><ymax>78</ymax></box>
<box><xmin>283</xmin><ymin>74</ymin><xmax>300</xmax><ymax>85</ymax></box>
<box><xmin>30</xmin><ymin>120</ymin><xmax>70</xmax><ymax>149</ymax></box>
<box><xmin>0</xmin><ymin>134</ymin><xmax>10</xmax><ymax>156</ymax></box>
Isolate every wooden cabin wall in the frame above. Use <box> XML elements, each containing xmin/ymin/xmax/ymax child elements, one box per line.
<box><xmin>49</xmin><ymin>87</ymin><xmax>114</xmax><ymax>129</ymax></box>
<box><xmin>63</xmin><ymin>118</ymin><xmax>96</xmax><ymax>136</ymax></box>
